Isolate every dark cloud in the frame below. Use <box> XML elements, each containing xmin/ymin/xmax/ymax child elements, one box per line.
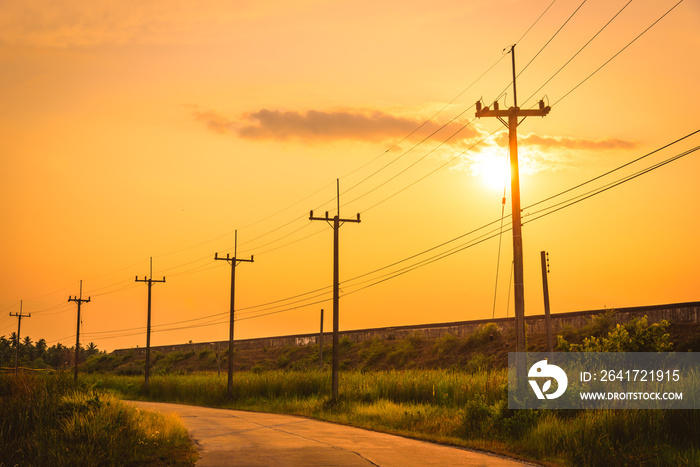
<box><xmin>238</xmin><ymin>109</ymin><xmax>420</xmax><ymax>142</ymax></box>
<box><xmin>192</xmin><ymin>107</ymin><xmax>479</xmax><ymax>144</ymax></box>
<box><xmin>495</xmin><ymin>132</ymin><xmax>637</xmax><ymax>150</ymax></box>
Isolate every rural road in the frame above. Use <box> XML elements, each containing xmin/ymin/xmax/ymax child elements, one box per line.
<box><xmin>129</xmin><ymin>401</ymin><xmax>533</xmax><ymax>466</ymax></box>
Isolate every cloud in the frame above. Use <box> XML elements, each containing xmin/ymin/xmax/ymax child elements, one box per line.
<box><xmin>192</xmin><ymin>109</ymin><xmax>236</xmax><ymax>134</ymax></box>
<box><xmin>193</xmin><ymin>107</ymin><xmax>480</xmax><ymax>144</ymax></box>
<box><xmin>495</xmin><ymin>132</ymin><xmax>637</xmax><ymax>151</ymax></box>
<box><xmin>239</xmin><ymin>109</ymin><xmax>420</xmax><ymax>142</ymax></box>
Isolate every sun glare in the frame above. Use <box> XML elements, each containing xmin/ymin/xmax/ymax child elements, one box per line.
<box><xmin>473</xmin><ymin>152</ymin><xmax>510</xmax><ymax>190</ymax></box>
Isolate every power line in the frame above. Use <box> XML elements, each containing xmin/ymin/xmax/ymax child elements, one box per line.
<box><xmin>552</xmin><ymin>0</ymin><xmax>685</xmax><ymax>107</ymax></box>
<box><xmin>494</xmin><ymin>0</ymin><xmax>589</xmax><ymax>103</ymax></box>
<box><xmin>34</xmin><ymin>131</ymin><xmax>700</xmax><ymax>346</ymax></box>
<box><xmin>522</xmin><ymin>0</ymin><xmax>635</xmax><ymax>106</ymax></box>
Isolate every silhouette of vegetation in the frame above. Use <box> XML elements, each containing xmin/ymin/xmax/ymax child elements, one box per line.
<box><xmin>0</xmin><ymin>372</ymin><xmax>196</xmax><ymax>465</ymax></box>
<box><xmin>0</xmin><ymin>335</ymin><xmax>104</xmax><ymax>372</ymax></box>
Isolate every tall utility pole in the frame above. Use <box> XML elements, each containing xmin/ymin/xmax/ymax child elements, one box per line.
<box><xmin>68</xmin><ymin>281</ymin><xmax>90</xmax><ymax>383</ymax></box>
<box><xmin>540</xmin><ymin>251</ymin><xmax>553</xmax><ymax>352</ymax></box>
<box><xmin>10</xmin><ymin>301</ymin><xmax>30</xmax><ymax>376</ymax></box>
<box><xmin>215</xmin><ymin>230</ymin><xmax>254</xmax><ymax>397</ymax></box>
<box><xmin>475</xmin><ymin>44</ymin><xmax>550</xmax><ymax>355</ymax></box>
<box><xmin>310</xmin><ymin>180</ymin><xmax>360</xmax><ymax>402</ymax></box>
<box><xmin>136</xmin><ymin>257</ymin><xmax>165</xmax><ymax>393</ymax></box>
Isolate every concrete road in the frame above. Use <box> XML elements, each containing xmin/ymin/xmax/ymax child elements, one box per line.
<box><xmin>129</xmin><ymin>401</ymin><xmax>533</xmax><ymax>467</ymax></box>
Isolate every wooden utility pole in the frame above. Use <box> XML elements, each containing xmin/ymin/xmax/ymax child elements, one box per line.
<box><xmin>215</xmin><ymin>231</ymin><xmax>254</xmax><ymax>397</ymax></box>
<box><xmin>68</xmin><ymin>281</ymin><xmax>90</xmax><ymax>383</ymax></box>
<box><xmin>319</xmin><ymin>309</ymin><xmax>324</xmax><ymax>369</ymax></box>
<box><xmin>10</xmin><ymin>301</ymin><xmax>30</xmax><ymax>376</ymax></box>
<box><xmin>540</xmin><ymin>251</ymin><xmax>553</xmax><ymax>352</ymax></box>
<box><xmin>310</xmin><ymin>180</ymin><xmax>360</xmax><ymax>402</ymax></box>
<box><xmin>475</xmin><ymin>44</ymin><xmax>550</xmax><ymax>356</ymax></box>
<box><xmin>136</xmin><ymin>258</ymin><xmax>165</xmax><ymax>393</ymax></box>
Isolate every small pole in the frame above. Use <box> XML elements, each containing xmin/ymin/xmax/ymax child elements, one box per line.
<box><xmin>540</xmin><ymin>251</ymin><xmax>553</xmax><ymax>352</ymax></box>
<box><xmin>319</xmin><ymin>309</ymin><xmax>324</xmax><ymax>368</ymax></box>
<box><xmin>217</xmin><ymin>342</ymin><xmax>221</xmax><ymax>376</ymax></box>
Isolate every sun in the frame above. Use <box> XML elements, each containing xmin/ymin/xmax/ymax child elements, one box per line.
<box><xmin>472</xmin><ymin>151</ymin><xmax>510</xmax><ymax>190</ymax></box>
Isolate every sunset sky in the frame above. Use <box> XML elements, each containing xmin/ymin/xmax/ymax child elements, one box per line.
<box><xmin>1</xmin><ymin>0</ymin><xmax>698</xmax><ymax>352</ymax></box>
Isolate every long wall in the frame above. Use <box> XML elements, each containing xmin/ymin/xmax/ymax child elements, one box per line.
<box><xmin>112</xmin><ymin>301</ymin><xmax>700</xmax><ymax>356</ymax></box>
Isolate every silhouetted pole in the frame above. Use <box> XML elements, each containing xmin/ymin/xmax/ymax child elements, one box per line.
<box><xmin>215</xmin><ymin>230</ymin><xmax>254</xmax><ymax>397</ymax></box>
<box><xmin>310</xmin><ymin>180</ymin><xmax>360</xmax><ymax>402</ymax></box>
<box><xmin>540</xmin><ymin>251</ymin><xmax>553</xmax><ymax>352</ymax></box>
<box><xmin>136</xmin><ymin>257</ymin><xmax>165</xmax><ymax>393</ymax></box>
<box><xmin>10</xmin><ymin>301</ymin><xmax>30</xmax><ymax>376</ymax></box>
<box><xmin>319</xmin><ymin>309</ymin><xmax>324</xmax><ymax>368</ymax></box>
<box><xmin>68</xmin><ymin>281</ymin><xmax>91</xmax><ymax>383</ymax></box>
<box><xmin>475</xmin><ymin>45</ymin><xmax>550</xmax><ymax>365</ymax></box>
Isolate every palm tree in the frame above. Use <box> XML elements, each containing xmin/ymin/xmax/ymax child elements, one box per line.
<box><xmin>86</xmin><ymin>342</ymin><xmax>99</xmax><ymax>358</ymax></box>
<box><xmin>22</xmin><ymin>336</ymin><xmax>34</xmax><ymax>360</ymax></box>
<box><xmin>35</xmin><ymin>338</ymin><xmax>48</xmax><ymax>361</ymax></box>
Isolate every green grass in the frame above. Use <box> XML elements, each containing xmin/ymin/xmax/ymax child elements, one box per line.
<box><xmin>0</xmin><ymin>372</ymin><xmax>197</xmax><ymax>466</ymax></box>
<box><xmin>87</xmin><ymin>369</ymin><xmax>700</xmax><ymax>466</ymax></box>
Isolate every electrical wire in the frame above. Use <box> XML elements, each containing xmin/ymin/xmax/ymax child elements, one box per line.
<box><xmin>522</xmin><ymin>0</ymin><xmax>635</xmax><ymax>106</ymax></box>
<box><xmin>552</xmin><ymin>0</ymin><xmax>685</xmax><ymax>107</ymax></box>
<box><xmin>494</xmin><ymin>0</ymin><xmax>589</xmax><ymax>103</ymax></box>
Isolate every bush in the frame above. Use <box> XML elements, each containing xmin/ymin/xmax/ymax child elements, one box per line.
<box><xmin>464</xmin><ymin>323</ymin><xmax>500</xmax><ymax>348</ymax></box>
<box><xmin>433</xmin><ymin>333</ymin><xmax>458</xmax><ymax>356</ymax></box>
<box><xmin>558</xmin><ymin>315</ymin><xmax>672</xmax><ymax>352</ymax></box>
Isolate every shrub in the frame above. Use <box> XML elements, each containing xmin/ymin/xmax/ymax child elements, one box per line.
<box><xmin>433</xmin><ymin>333</ymin><xmax>458</xmax><ymax>356</ymax></box>
<box><xmin>558</xmin><ymin>315</ymin><xmax>672</xmax><ymax>352</ymax></box>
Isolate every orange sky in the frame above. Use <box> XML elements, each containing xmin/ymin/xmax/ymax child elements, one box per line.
<box><xmin>1</xmin><ymin>0</ymin><xmax>699</xmax><ymax>351</ymax></box>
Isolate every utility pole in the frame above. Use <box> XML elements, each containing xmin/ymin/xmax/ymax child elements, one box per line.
<box><xmin>215</xmin><ymin>230</ymin><xmax>254</xmax><ymax>398</ymax></box>
<box><xmin>319</xmin><ymin>309</ymin><xmax>324</xmax><ymax>369</ymax></box>
<box><xmin>310</xmin><ymin>179</ymin><xmax>360</xmax><ymax>402</ymax></box>
<box><xmin>540</xmin><ymin>251</ymin><xmax>553</xmax><ymax>352</ymax></box>
<box><xmin>68</xmin><ymin>281</ymin><xmax>90</xmax><ymax>383</ymax></box>
<box><xmin>10</xmin><ymin>301</ymin><xmax>30</xmax><ymax>376</ymax></box>
<box><xmin>136</xmin><ymin>257</ymin><xmax>165</xmax><ymax>393</ymax></box>
<box><xmin>475</xmin><ymin>44</ymin><xmax>550</xmax><ymax>357</ymax></box>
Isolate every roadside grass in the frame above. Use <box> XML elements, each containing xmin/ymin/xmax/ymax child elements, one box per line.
<box><xmin>0</xmin><ymin>372</ymin><xmax>197</xmax><ymax>466</ymax></box>
<box><xmin>88</xmin><ymin>369</ymin><xmax>700</xmax><ymax>466</ymax></box>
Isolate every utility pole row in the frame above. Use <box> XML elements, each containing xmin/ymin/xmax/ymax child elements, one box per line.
<box><xmin>10</xmin><ymin>300</ymin><xmax>31</xmax><ymax>376</ymax></box>
<box><xmin>135</xmin><ymin>257</ymin><xmax>165</xmax><ymax>393</ymax></box>
<box><xmin>215</xmin><ymin>230</ymin><xmax>254</xmax><ymax>398</ymax></box>
<box><xmin>68</xmin><ymin>280</ymin><xmax>90</xmax><ymax>383</ymax></box>
<box><xmin>310</xmin><ymin>179</ymin><xmax>360</xmax><ymax>402</ymax></box>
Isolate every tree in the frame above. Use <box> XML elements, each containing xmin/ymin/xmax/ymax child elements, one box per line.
<box><xmin>9</xmin><ymin>332</ymin><xmax>18</xmax><ymax>349</ymax></box>
<box><xmin>35</xmin><ymin>338</ymin><xmax>48</xmax><ymax>361</ymax></box>
<box><xmin>86</xmin><ymin>342</ymin><xmax>99</xmax><ymax>358</ymax></box>
<box><xmin>0</xmin><ymin>336</ymin><xmax>10</xmax><ymax>365</ymax></box>
<box><xmin>22</xmin><ymin>336</ymin><xmax>34</xmax><ymax>361</ymax></box>
<box><xmin>47</xmin><ymin>343</ymin><xmax>68</xmax><ymax>369</ymax></box>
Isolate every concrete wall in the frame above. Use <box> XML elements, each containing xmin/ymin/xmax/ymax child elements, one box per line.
<box><xmin>112</xmin><ymin>301</ymin><xmax>700</xmax><ymax>356</ymax></box>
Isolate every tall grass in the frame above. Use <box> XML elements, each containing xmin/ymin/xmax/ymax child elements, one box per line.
<box><xmin>89</xmin><ymin>369</ymin><xmax>700</xmax><ymax>466</ymax></box>
<box><xmin>0</xmin><ymin>373</ymin><xmax>196</xmax><ymax>466</ymax></box>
